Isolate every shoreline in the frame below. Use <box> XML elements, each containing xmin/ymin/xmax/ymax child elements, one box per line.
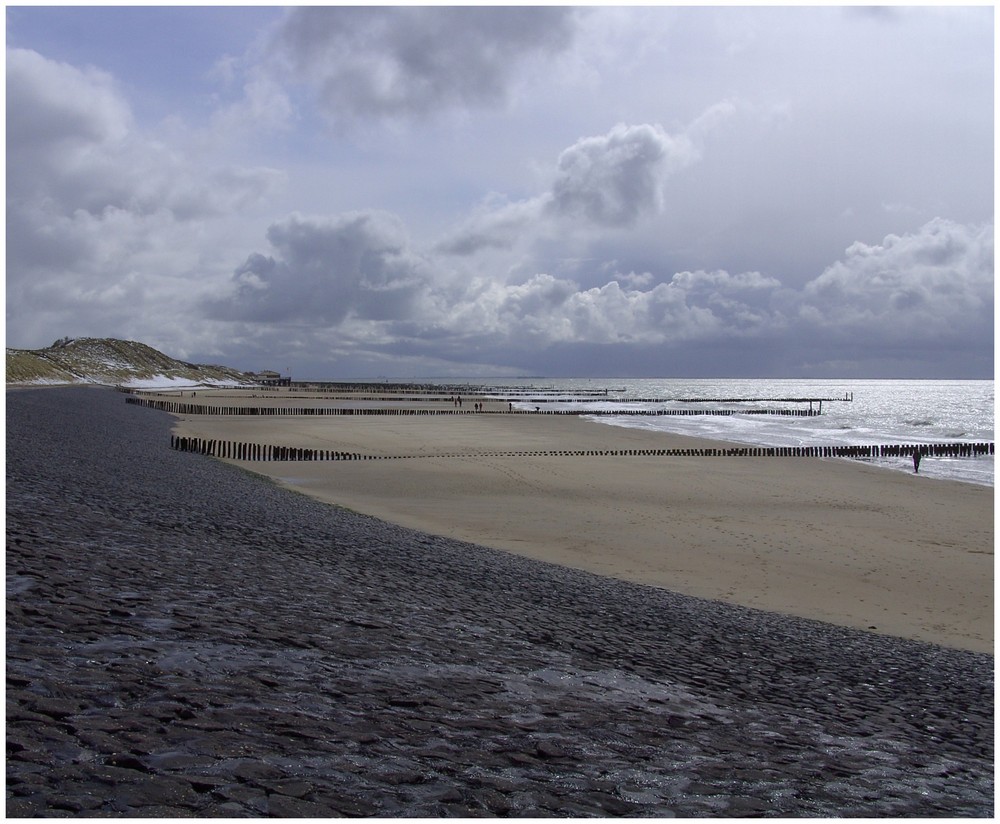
<box><xmin>169</xmin><ymin>389</ymin><xmax>994</xmax><ymax>654</ymax></box>
<box><xmin>584</xmin><ymin>415</ymin><xmax>995</xmax><ymax>488</ymax></box>
<box><xmin>7</xmin><ymin>386</ymin><xmax>994</xmax><ymax>816</ymax></box>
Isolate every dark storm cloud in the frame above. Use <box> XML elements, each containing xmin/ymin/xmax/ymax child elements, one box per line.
<box><xmin>267</xmin><ymin>6</ymin><xmax>580</xmax><ymax>120</ymax></box>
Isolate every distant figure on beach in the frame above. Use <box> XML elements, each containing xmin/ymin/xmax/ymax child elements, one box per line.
<box><xmin>912</xmin><ymin>449</ymin><xmax>922</xmax><ymax>474</ymax></box>
<box><xmin>509</xmin><ymin>402</ymin><xmax>513</xmax><ymax>413</ymax></box>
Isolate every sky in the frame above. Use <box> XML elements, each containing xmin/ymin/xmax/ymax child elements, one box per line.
<box><xmin>5</xmin><ymin>5</ymin><xmax>994</xmax><ymax>379</ymax></box>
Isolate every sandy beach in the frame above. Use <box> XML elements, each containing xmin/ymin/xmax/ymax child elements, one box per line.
<box><xmin>170</xmin><ymin>389</ymin><xmax>994</xmax><ymax>653</ymax></box>
<box><xmin>8</xmin><ymin>387</ymin><xmax>994</xmax><ymax>816</ymax></box>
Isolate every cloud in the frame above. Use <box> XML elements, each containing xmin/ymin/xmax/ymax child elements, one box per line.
<box><xmin>262</xmin><ymin>6</ymin><xmax>580</xmax><ymax>122</ymax></box>
<box><xmin>210</xmin><ymin>211</ymin><xmax>438</xmax><ymax>325</ymax></box>
<box><xmin>800</xmin><ymin>218</ymin><xmax>993</xmax><ymax>341</ymax></box>
<box><xmin>210</xmin><ymin>68</ymin><xmax>294</xmax><ymax>137</ymax></box>
<box><xmin>6</xmin><ymin>47</ymin><xmax>283</xmax><ymax>348</ymax></box>
<box><xmin>439</xmin><ymin>119</ymin><xmax>710</xmax><ymax>256</ymax></box>
<box><xmin>7</xmin><ymin>49</ymin><xmax>281</xmax><ymax>222</ymax></box>
<box><xmin>551</xmin><ymin>280</ymin><xmax>714</xmax><ymax>344</ymax></box>
<box><xmin>434</xmin><ymin>196</ymin><xmax>544</xmax><ymax>256</ymax></box>
<box><xmin>209</xmin><ymin>206</ymin><xmax>991</xmax><ymax>378</ymax></box>
<box><xmin>547</xmin><ymin>123</ymin><xmax>699</xmax><ymax>227</ymax></box>
<box><xmin>6</xmin><ymin>47</ymin><xmax>131</xmax><ymax>149</ymax></box>
<box><xmin>211</xmin><ymin>208</ymin><xmax>787</xmax><ymax>357</ymax></box>
<box><xmin>7</xmin><ymin>7</ymin><xmax>991</xmax><ymax>380</ymax></box>
<box><xmin>472</xmin><ymin>270</ymin><xmax>782</xmax><ymax>348</ymax></box>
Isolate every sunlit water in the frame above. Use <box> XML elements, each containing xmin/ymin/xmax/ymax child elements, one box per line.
<box><xmin>423</xmin><ymin>378</ymin><xmax>993</xmax><ymax>487</ymax></box>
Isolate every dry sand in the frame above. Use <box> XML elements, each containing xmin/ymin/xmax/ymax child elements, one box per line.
<box><xmin>171</xmin><ymin>392</ymin><xmax>994</xmax><ymax>653</ymax></box>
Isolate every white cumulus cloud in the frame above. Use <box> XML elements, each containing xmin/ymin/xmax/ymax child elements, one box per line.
<box><xmin>548</xmin><ymin>123</ymin><xmax>698</xmax><ymax>227</ymax></box>
<box><xmin>800</xmin><ymin>218</ymin><xmax>993</xmax><ymax>340</ymax></box>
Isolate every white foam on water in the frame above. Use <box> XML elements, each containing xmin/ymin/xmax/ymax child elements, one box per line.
<box><xmin>494</xmin><ymin>378</ymin><xmax>993</xmax><ymax>487</ymax></box>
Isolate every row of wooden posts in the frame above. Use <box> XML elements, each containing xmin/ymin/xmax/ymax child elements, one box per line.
<box><xmin>127</xmin><ymin>397</ymin><xmax>821</xmax><ymax>417</ymax></box>
<box><xmin>169</xmin><ymin>435</ymin><xmax>993</xmax><ymax>462</ymax></box>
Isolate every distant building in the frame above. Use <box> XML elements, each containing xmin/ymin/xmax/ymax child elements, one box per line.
<box><xmin>249</xmin><ymin>370</ymin><xmax>291</xmax><ymax>387</ymax></box>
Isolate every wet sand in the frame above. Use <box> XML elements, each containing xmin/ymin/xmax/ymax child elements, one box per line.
<box><xmin>6</xmin><ymin>387</ymin><xmax>994</xmax><ymax>816</ymax></box>
<box><xmin>171</xmin><ymin>390</ymin><xmax>994</xmax><ymax>653</ymax></box>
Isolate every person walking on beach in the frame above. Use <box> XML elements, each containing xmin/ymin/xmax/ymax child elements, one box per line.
<box><xmin>912</xmin><ymin>448</ymin><xmax>922</xmax><ymax>474</ymax></box>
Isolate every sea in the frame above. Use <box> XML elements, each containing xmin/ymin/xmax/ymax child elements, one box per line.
<box><xmin>420</xmin><ymin>378</ymin><xmax>994</xmax><ymax>488</ymax></box>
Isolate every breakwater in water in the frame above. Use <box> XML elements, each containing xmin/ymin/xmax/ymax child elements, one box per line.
<box><xmin>169</xmin><ymin>434</ymin><xmax>993</xmax><ymax>462</ymax></box>
<box><xmin>127</xmin><ymin>396</ymin><xmax>823</xmax><ymax>417</ymax></box>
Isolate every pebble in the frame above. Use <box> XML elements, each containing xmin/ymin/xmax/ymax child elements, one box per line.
<box><xmin>5</xmin><ymin>387</ymin><xmax>994</xmax><ymax>816</ymax></box>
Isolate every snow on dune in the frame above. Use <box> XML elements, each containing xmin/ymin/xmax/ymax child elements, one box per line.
<box><xmin>121</xmin><ymin>375</ymin><xmax>249</xmax><ymax>389</ymax></box>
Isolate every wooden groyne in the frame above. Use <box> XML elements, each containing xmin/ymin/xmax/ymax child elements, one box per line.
<box><xmin>170</xmin><ymin>436</ymin><xmax>994</xmax><ymax>462</ymax></box>
<box><xmin>127</xmin><ymin>397</ymin><xmax>824</xmax><ymax>417</ymax></box>
<box><xmin>504</xmin><ymin>395</ymin><xmax>852</xmax><ymax>404</ymax></box>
